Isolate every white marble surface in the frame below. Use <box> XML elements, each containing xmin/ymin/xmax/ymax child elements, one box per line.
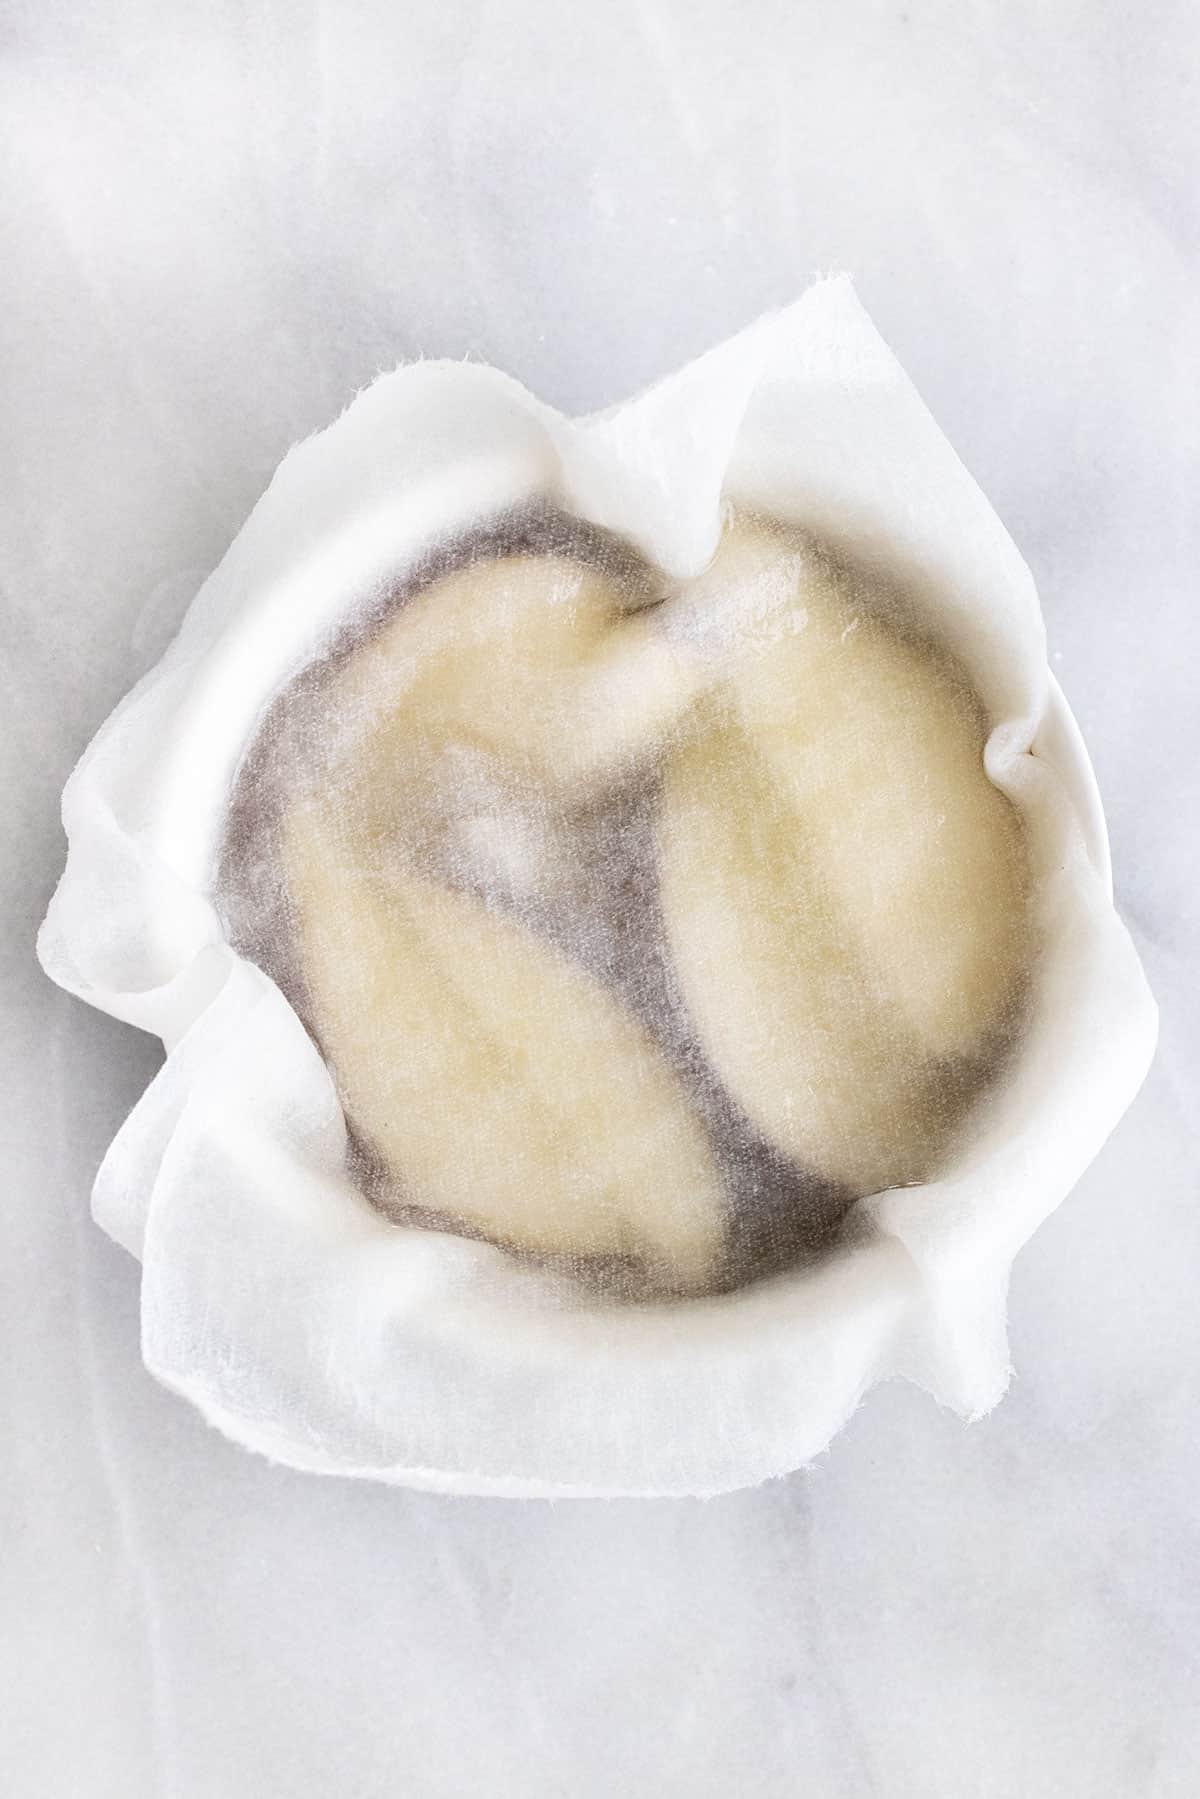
<box><xmin>3</xmin><ymin>3</ymin><xmax>1198</xmax><ymax>1793</ymax></box>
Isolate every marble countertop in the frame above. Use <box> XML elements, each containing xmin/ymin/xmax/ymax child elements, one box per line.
<box><xmin>3</xmin><ymin>3</ymin><xmax>1197</xmax><ymax>1793</ymax></box>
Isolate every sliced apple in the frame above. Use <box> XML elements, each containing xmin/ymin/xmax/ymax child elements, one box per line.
<box><xmin>282</xmin><ymin>801</ymin><xmax>726</xmax><ymax>1291</ymax></box>
<box><xmin>657</xmin><ymin>516</ymin><xmax>1030</xmax><ymax>1194</ymax></box>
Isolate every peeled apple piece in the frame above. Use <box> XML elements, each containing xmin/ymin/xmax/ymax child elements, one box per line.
<box><xmin>280</xmin><ymin>801</ymin><xmax>726</xmax><ymax>1292</ymax></box>
<box><xmin>324</xmin><ymin>551</ymin><xmax>702</xmax><ymax>800</ymax></box>
<box><xmin>658</xmin><ymin>516</ymin><xmax>1031</xmax><ymax>1196</ymax></box>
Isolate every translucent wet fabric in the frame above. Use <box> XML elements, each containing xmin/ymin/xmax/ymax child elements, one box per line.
<box><xmin>38</xmin><ymin>278</ymin><xmax>1156</xmax><ymax>1496</ymax></box>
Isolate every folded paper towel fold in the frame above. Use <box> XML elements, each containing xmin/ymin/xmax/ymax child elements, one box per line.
<box><xmin>38</xmin><ymin>276</ymin><xmax>1156</xmax><ymax>1496</ymax></box>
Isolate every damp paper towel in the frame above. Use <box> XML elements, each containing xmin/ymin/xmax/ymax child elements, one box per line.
<box><xmin>38</xmin><ymin>277</ymin><xmax>1157</xmax><ymax>1497</ymax></box>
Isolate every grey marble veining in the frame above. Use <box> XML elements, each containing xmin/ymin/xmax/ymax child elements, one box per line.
<box><xmin>2</xmin><ymin>3</ymin><xmax>1197</xmax><ymax>1793</ymax></box>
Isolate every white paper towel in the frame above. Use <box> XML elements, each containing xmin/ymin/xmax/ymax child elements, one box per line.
<box><xmin>37</xmin><ymin>277</ymin><xmax>1157</xmax><ymax>1495</ymax></box>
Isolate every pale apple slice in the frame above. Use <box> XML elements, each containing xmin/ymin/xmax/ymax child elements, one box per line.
<box><xmin>281</xmin><ymin>799</ymin><xmax>726</xmax><ymax>1291</ymax></box>
<box><xmin>657</xmin><ymin>516</ymin><xmax>1030</xmax><ymax>1195</ymax></box>
<box><xmin>322</xmin><ymin>551</ymin><xmax>702</xmax><ymax>801</ymax></box>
